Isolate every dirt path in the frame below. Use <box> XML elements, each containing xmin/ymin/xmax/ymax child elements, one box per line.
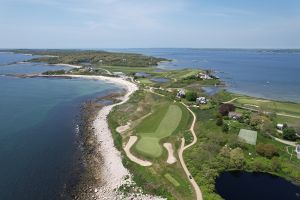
<box><xmin>178</xmin><ymin>103</ymin><xmax>203</xmax><ymax>200</ymax></box>
<box><xmin>267</xmin><ymin>133</ymin><xmax>297</xmax><ymax>147</ymax></box>
<box><xmin>223</xmin><ymin>97</ymin><xmax>238</xmax><ymax>104</ymax></box>
<box><xmin>124</xmin><ymin>136</ymin><xmax>153</xmax><ymax>167</ymax></box>
<box><xmin>163</xmin><ymin>143</ymin><xmax>177</xmax><ymax>164</ymax></box>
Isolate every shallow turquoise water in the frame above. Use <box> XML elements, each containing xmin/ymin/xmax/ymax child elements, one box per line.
<box><xmin>0</xmin><ymin>53</ymin><xmax>121</xmax><ymax>199</ymax></box>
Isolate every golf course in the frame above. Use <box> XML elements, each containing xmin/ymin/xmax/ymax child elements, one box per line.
<box><xmin>134</xmin><ymin>104</ymin><xmax>183</xmax><ymax>158</ymax></box>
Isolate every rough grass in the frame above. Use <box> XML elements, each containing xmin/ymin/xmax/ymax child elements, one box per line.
<box><xmin>164</xmin><ymin>173</ymin><xmax>180</xmax><ymax>187</ymax></box>
<box><xmin>135</xmin><ymin>104</ymin><xmax>183</xmax><ymax>158</ymax></box>
<box><xmin>234</xmin><ymin>97</ymin><xmax>300</xmax><ymax>116</ymax></box>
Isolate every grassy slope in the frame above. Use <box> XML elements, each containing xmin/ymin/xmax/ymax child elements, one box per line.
<box><xmin>108</xmin><ymin>91</ymin><xmax>195</xmax><ymax>199</ymax></box>
<box><xmin>234</xmin><ymin>97</ymin><xmax>300</xmax><ymax>116</ymax></box>
<box><xmin>135</xmin><ymin>104</ymin><xmax>182</xmax><ymax>157</ymax></box>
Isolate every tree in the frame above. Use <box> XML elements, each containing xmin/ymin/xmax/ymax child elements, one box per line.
<box><xmin>261</xmin><ymin>118</ymin><xmax>275</xmax><ymax>135</ymax></box>
<box><xmin>256</xmin><ymin>143</ymin><xmax>279</xmax><ymax>158</ymax></box>
<box><xmin>230</xmin><ymin>147</ymin><xmax>245</xmax><ymax>168</ymax></box>
<box><xmin>283</xmin><ymin>127</ymin><xmax>297</xmax><ymax>141</ymax></box>
<box><xmin>222</xmin><ymin>123</ymin><xmax>229</xmax><ymax>133</ymax></box>
<box><xmin>216</xmin><ymin>117</ymin><xmax>223</xmax><ymax>126</ymax></box>
<box><xmin>185</xmin><ymin>91</ymin><xmax>197</xmax><ymax>101</ymax></box>
<box><xmin>249</xmin><ymin>113</ymin><xmax>262</xmax><ymax>128</ymax></box>
<box><xmin>219</xmin><ymin>146</ymin><xmax>231</xmax><ymax>158</ymax></box>
<box><xmin>219</xmin><ymin>104</ymin><xmax>235</xmax><ymax>116</ymax></box>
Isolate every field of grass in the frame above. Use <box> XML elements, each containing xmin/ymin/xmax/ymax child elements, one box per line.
<box><xmin>135</xmin><ymin>104</ymin><xmax>183</xmax><ymax>157</ymax></box>
<box><xmin>164</xmin><ymin>173</ymin><xmax>180</xmax><ymax>187</ymax></box>
<box><xmin>108</xmin><ymin>91</ymin><xmax>194</xmax><ymax>199</ymax></box>
<box><xmin>233</xmin><ymin>97</ymin><xmax>300</xmax><ymax>116</ymax></box>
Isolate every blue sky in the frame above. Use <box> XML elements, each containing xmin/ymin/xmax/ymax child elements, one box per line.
<box><xmin>1</xmin><ymin>0</ymin><xmax>300</xmax><ymax>48</ymax></box>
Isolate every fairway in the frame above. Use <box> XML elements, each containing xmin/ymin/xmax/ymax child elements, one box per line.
<box><xmin>135</xmin><ymin>104</ymin><xmax>182</xmax><ymax>158</ymax></box>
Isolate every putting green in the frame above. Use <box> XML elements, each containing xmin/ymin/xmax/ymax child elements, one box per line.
<box><xmin>135</xmin><ymin>104</ymin><xmax>182</xmax><ymax>158</ymax></box>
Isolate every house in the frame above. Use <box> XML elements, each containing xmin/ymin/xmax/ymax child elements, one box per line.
<box><xmin>196</xmin><ymin>97</ymin><xmax>207</xmax><ymax>104</ymax></box>
<box><xmin>296</xmin><ymin>145</ymin><xmax>300</xmax><ymax>159</ymax></box>
<box><xmin>228</xmin><ymin>112</ymin><xmax>242</xmax><ymax>120</ymax></box>
<box><xmin>113</xmin><ymin>72</ymin><xmax>125</xmax><ymax>77</ymax></box>
<box><xmin>276</xmin><ymin>123</ymin><xmax>284</xmax><ymax>130</ymax></box>
<box><xmin>197</xmin><ymin>73</ymin><xmax>213</xmax><ymax>80</ymax></box>
<box><xmin>177</xmin><ymin>90</ymin><xmax>186</xmax><ymax>98</ymax></box>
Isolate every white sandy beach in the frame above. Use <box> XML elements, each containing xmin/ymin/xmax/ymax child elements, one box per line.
<box><xmin>63</xmin><ymin>75</ymin><xmax>165</xmax><ymax>200</ymax></box>
<box><xmin>53</xmin><ymin>63</ymin><xmax>82</xmax><ymax>68</ymax></box>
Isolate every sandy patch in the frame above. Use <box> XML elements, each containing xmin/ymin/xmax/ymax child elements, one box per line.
<box><xmin>163</xmin><ymin>143</ymin><xmax>177</xmax><ymax>164</ymax></box>
<box><xmin>244</xmin><ymin>104</ymin><xmax>260</xmax><ymax>108</ymax></box>
<box><xmin>60</xmin><ymin>75</ymin><xmax>163</xmax><ymax>199</ymax></box>
<box><xmin>124</xmin><ymin>136</ymin><xmax>152</xmax><ymax>167</ymax></box>
<box><xmin>53</xmin><ymin>63</ymin><xmax>82</xmax><ymax>68</ymax></box>
<box><xmin>256</xmin><ymin>99</ymin><xmax>270</xmax><ymax>102</ymax></box>
<box><xmin>116</xmin><ymin>122</ymin><xmax>131</xmax><ymax>134</ymax></box>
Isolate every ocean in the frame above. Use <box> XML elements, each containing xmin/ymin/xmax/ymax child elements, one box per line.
<box><xmin>108</xmin><ymin>48</ymin><xmax>300</xmax><ymax>103</ymax></box>
<box><xmin>0</xmin><ymin>53</ymin><xmax>120</xmax><ymax>199</ymax></box>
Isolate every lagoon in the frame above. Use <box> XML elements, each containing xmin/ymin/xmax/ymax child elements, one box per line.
<box><xmin>215</xmin><ymin>171</ymin><xmax>300</xmax><ymax>200</ymax></box>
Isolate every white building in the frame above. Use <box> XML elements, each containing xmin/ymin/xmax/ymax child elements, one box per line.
<box><xmin>296</xmin><ymin>145</ymin><xmax>300</xmax><ymax>159</ymax></box>
<box><xmin>197</xmin><ymin>73</ymin><xmax>212</xmax><ymax>80</ymax></box>
<box><xmin>276</xmin><ymin>123</ymin><xmax>284</xmax><ymax>130</ymax></box>
<box><xmin>177</xmin><ymin>90</ymin><xmax>186</xmax><ymax>98</ymax></box>
<box><xmin>196</xmin><ymin>97</ymin><xmax>207</xmax><ymax>104</ymax></box>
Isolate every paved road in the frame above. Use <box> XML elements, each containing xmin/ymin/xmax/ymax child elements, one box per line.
<box><xmin>178</xmin><ymin>103</ymin><xmax>203</xmax><ymax>200</ymax></box>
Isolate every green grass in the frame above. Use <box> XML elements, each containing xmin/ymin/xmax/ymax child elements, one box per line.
<box><xmin>164</xmin><ymin>173</ymin><xmax>180</xmax><ymax>187</ymax></box>
<box><xmin>135</xmin><ymin>104</ymin><xmax>183</xmax><ymax>158</ymax></box>
<box><xmin>238</xmin><ymin>129</ymin><xmax>258</xmax><ymax>145</ymax></box>
<box><xmin>234</xmin><ymin>97</ymin><xmax>300</xmax><ymax>116</ymax></box>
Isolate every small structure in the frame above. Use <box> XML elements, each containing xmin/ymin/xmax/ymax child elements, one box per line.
<box><xmin>197</xmin><ymin>72</ymin><xmax>213</xmax><ymax>80</ymax></box>
<box><xmin>276</xmin><ymin>123</ymin><xmax>284</xmax><ymax>130</ymax></box>
<box><xmin>177</xmin><ymin>90</ymin><xmax>186</xmax><ymax>98</ymax></box>
<box><xmin>196</xmin><ymin>97</ymin><xmax>207</xmax><ymax>104</ymax></box>
<box><xmin>228</xmin><ymin>112</ymin><xmax>242</xmax><ymax>120</ymax></box>
<box><xmin>238</xmin><ymin>129</ymin><xmax>257</xmax><ymax>145</ymax></box>
<box><xmin>296</xmin><ymin>145</ymin><xmax>300</xmax><ymax>159</ymax></box>
<box><xmin>113</xmin><ymin>72</ymin><xmax>125</xmax><ymax>77</ymax></box>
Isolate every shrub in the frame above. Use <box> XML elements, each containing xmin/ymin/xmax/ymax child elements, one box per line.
<box><xmin>219</xmin><ymin>104</ymin><xmax>235</xmax><ymax>116</ymax></box>
<box><xmin>222</xmin><ymin>123</ymin><xmax>229</xmax><ymax>133</ymax></box>
<box><xmin>283</xmin><ymin>127</ymin><xmax>297</xmax><ymax>141</ymax></box>
<box><xmin>185</xmin><ymin>91</ymin><xmax>197</xmax><ymax>101</ymax></box>
<box><xmin>256</xmin><ymin>143</ymin><xmax>279</xmax><ymax>158</ymax></box>
<box><xmin>216</xmin><ymin>117</ymin><xmax>223</xmax><ymax>126</ymax></box>
<box><xmin>230</xmin><ymin>147</ymin><xmax>245</xmax><ymax>168</ymax></box>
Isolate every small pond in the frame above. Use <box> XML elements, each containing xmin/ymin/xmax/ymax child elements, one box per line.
<box><xmin>151</xmin><ymin>78</ymin><xmax>169</xmax><ymax>83</ymax></box>
<box><xmin>215</xmin><ymin>171</ymin><xmax>300</xmax><ymax>200</ymax></box>
<box><xmin>135</xmin><ymin>72</ymin><xmax>151</xmax><ymax>77</ymax></box>
<box><xmin>202</xmin><ymin>86</ymin><xmax>223</xmax><ymax>96</ymax></box>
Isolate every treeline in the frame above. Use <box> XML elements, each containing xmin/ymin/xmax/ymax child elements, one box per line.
<box><xmin>8</xmin><ymin>49</ymin><xmax>167</xmax><ymax>68</ymax></box>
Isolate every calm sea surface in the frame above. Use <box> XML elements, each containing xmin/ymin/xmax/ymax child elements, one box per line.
<box><xmin>0</xmin><ymin>53</ymin><xmax>120</xmax><ymax>199</ymax></box>
<box><xmin>108</xmin><ymin>48</ymin><xmax>300</xmax><ymax>102</ymax></box>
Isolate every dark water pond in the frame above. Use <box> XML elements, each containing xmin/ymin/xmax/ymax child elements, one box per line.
<box><xmin>202</xmin><ymin>86</ymin><xmax>223</xmax><ymax>96</ymax></box>
<box><xmin>135</xmin><ymin>72</ymin><xmax>151</xmax><ymax>77</ymax></box>
<box><xmin>151</xmin><ymin>77</ymin><xmax>169</xmax><ymax>83</ymax></box>
<box><xmin>216</xmin><ymin>171</ymin><xmax>300</xmax><ymax>200</ymax></box>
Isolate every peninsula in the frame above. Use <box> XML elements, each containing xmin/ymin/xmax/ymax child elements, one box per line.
<box><xmin>5</xmin><ymin>49</ymin><xmax>300</xmax><ymax>200</ymax></box>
